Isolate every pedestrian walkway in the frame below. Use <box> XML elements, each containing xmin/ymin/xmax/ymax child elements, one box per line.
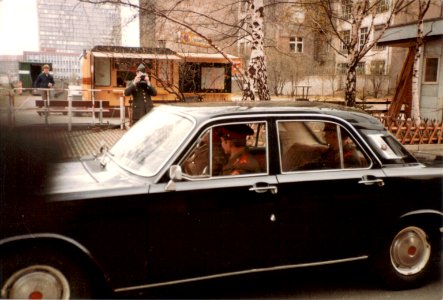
<box><xmin>15</xmin><ymin>125</ymin><xmax>126</xmax><ymax>161</ymax></box>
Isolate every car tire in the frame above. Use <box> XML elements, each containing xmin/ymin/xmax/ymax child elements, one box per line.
<box><xmin>0</xmin><ymin>246</ymin><xmax>98</xmax><ymax>299</ymax></box>
<box><xmin>372</xmin><ymin>224</ymin><xmax>440</xmax><ymax>290</ymax></box>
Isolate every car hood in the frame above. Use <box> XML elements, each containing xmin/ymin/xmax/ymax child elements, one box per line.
<box><xmin>46</xmin><ymin>157</ymin><xmax>149</xmax><ymax>200</ymax></box>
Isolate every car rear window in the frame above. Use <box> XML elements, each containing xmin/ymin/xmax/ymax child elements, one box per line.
<box><xmin>362</xmin><ymin>130</ymin><xmax>418</xmax><ymax>165</ymax></box>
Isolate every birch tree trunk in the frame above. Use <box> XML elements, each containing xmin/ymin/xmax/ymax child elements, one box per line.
<box><xmin>345</xmin><ymin>65</ymin><xmax>357</xmax><ymax>107</ymax></box>
<box><xmin>242</xmin><ymin>0</ymin><xmax>271</xmax><ymax>101</ymax></box>
<box><xmin>411</xmin><ymin>0</ymin><xmax>431</xmax><ymax>124</ymax></box>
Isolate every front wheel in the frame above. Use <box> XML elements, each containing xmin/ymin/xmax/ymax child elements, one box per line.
<box><xmin>2</xmin><ymin>264</ymin><xmax>70</xmax><ymax>299</ymax></box>
<box><xmin>1</xmin><ymin>247</ymin><xmax>101</xmax><ymax>299</ymax></box>
<box><xmin>372</xmin><ymin>225</ymin><xmax>439</xmax><ymax>290</ymax></box>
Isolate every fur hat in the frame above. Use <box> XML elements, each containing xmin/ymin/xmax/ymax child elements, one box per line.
<box><xmin>219</xmin><ymin>124</ymin><xmax>254</xmax><ymax>140</ymax></box>
<box><xmin>136</xmin><ymin>63</ymin><xmax>145</xmax><ymax>72</ymax></box>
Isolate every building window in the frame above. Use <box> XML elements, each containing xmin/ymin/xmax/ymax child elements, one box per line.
<box><xmin>340</xmin><ymin>30</ymin><xmax>350</xmax><ymax>53</ymax></box>
<box><xmin>376</xmin><ymin>0</ymin><xmax>390</xmax><ymax>13</ymax></box>
<box><xmin>337</xmin><ymin>63</ymin><xmax>347</xmax><ymax>75</ymax></box>
<box><xmin>370</xmin><ymin>60</ymin><xmax>385</xmax><ymax>75</ymax></box>
<box><xmin>424</xmin><ymin>57</ymin><xmax>439</xmax><ymax>83</ymax></box>
<box><xmin>374</xmin><ymin>25</ymin><xmax>386</xmax><ymax>51</ymax></box>
<box><xmin>356</xmin><ymin>62</ymin><xmax>366</xmax><ymax>75</ymax></box>
<box><xmin>359</xmin><ymin>27</ymin><xmax>369</xmax><ymax>50</ymax></box>
<box><xmin>341</xmin><ymin>0</ymin><xmax>352</xmax><ymax>19</ymax></box>
<box><xmin>289</xmin><ymin>37</ymin><xmax>303</xmax><ymax>53</ymax></box>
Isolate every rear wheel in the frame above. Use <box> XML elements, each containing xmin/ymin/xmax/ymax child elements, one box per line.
<box><xmin>1</xmin><ymin>247</ymin><xmax>101</xmax><ymax>299</ymax></box>
<box><xmin>372</xmin><ymin>225</ymin><xmax>439</xmax><ymax>290</ymax></box>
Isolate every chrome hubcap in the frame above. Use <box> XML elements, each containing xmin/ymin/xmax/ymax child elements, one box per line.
<box><xmin>390</xmin><ymin>226</ymin><xmax>431</xmax><ymax>275</ymax></box>
<box><xmin>1</xmin><ymin>265</ymin><xmax>70</xmax><ymax>299</ymax></box>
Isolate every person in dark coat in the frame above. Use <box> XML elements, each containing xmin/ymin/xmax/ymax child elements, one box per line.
<box><xmin>34</xmin><ymin>64</ymin><xmax>55</xmax><ymax>101</ymax></box>
<box><xmin>124</xmin><ymin>63</ymin><xmax>157</xmax><ymax>124</ymax></box>
<box><xmin>219</xmin><ymin>124</ymin><xmax>261</xmax><ymax>175</ymax></box>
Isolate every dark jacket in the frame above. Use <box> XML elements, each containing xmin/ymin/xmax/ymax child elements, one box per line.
<box><xmin>124</xmin><ymin>80</ymin><xmax>157</xmax><ymax>122</ymax></box>
<box><xmin>34</xmin><ymin>72</ymin><xmax>55</xmax><ymax>88</ymax></box>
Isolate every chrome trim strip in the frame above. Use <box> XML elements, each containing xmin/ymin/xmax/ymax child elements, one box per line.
<box><xmin>114</xmin><ymin>256</ymin><xmax>368</xmax><ymax>293</ymax></box>
<box><xmin>0</xmin><ymin>233</ymin><xmax>91</xmax><ymax>256</ymax></box>
<box><xmin>401</xmin><ymin>209</ymin><xmax>443</xmax><ymax>218</ymax></box>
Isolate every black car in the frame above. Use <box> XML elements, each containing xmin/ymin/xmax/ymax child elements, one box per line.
<box><xmin>1</xmin><ymin>101</ymin><xmax>442</xmax><ymax>299</ymax></box>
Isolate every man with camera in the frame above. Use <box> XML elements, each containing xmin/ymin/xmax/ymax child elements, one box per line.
<box><xmin>124</xmin><ymin>63</ymin><xmax>157</xmax><ymax>124</ymax></box>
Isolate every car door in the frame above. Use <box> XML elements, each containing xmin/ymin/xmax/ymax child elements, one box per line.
<box><xmin>145</xmin><ymin>121</ymin><xmax>280</xmax><ymax>283</ymax></box>
<box><xmin>275</xmin><ymin>119</ymin><xmax>387</xmax><ymax>264</ymax></box>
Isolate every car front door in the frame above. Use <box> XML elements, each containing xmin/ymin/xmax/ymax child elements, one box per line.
<box><xmin>145</xmin><ymin>121</ymin><xmax>280</xmax><ymax>284</ymax></box>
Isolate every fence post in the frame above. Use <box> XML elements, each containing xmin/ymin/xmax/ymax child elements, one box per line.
<box><xmin>68</xmin><ymin>95</ymin><xmax>73</xmax><ymax>132</ymax></box>
<box><xmin>99</xmin><ymin>100</ymin><xmax>103</xmax><ymax>124</ymax></box>
<box><xmin>120</xmin><ymin>95</ymin><xmax>125</xmax><ymax>130</ymax></box>
<box><xmin>8</xmin><ymin>91</ymin><xmax>15</xmax><ymax>127</ymax></box>
<box><xmin>91</xmin><ymin>90</ymin><xmax>96</xmax><ymax>125</ymax></box>
<box><xmin>44</xmin><ymin>89</ymin><xmax>49</xmax><ymax>126</ymax></box>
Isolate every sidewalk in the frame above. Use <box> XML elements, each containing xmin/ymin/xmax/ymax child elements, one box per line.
<box><xmin>404</xmin><ymin>144</ymin><xmax>443</xmax><ymax>164</ymax></box>
<box><xmin>6</xmin><ymin>125</ymin><xmax>127</xmax><ymax>161</ymax></box>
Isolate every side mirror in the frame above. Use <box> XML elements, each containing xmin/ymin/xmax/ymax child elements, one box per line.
<box><xmin>165</xmin><ymin>165</ymin><xmax>183</xmax><ymax>191</ymax></box>
<box><xmin>169</xmin><ymin>165</ymin><xmax>183</xmax><ymax>180</ymax></box>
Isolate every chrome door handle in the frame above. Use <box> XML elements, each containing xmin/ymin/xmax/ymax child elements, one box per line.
<box><xmin>249</xmin><ymin>185</ymin><xmax>278</xmax><ymax>194</ymax></box>
<box><xmin>359</xmin><ymin>175</ymin><xmax>385</xmax><ymax>186</ymax></box>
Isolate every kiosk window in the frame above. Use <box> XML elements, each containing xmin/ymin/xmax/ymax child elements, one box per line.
<box><xmin>94</xmin><ymin>57</ymin><xmax>111</xmax><ymax>86</ymax></box>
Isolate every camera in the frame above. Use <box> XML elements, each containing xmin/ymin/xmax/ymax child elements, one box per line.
<box><xmin>137</xmin><ymin>73</ymin><xmax>148</xmax><ymax>88</ymax></box>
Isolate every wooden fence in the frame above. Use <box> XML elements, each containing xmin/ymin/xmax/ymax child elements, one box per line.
<box><xmin>378</xmin><ymin>116</ymin><xmax>443</xmax><ymax>145</ymax></box>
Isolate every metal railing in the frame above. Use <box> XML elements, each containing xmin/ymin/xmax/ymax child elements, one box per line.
<box><xmin>0</xmin><ymin>88</ymin><xmax>127</xmax><ymax>131</ymax></box>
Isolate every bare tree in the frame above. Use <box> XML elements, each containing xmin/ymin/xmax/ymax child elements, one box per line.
<box><xmin>79</xmin><ymin>0</ymin><xmax>272</xmax><ymax>101</ymax></box>
<box><xmin>305</xmin><ymin>0</ymin><xmax>412</xmax><ymax>107</ymax></box>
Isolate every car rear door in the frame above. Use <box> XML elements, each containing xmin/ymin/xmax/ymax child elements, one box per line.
<box><xmin>275</xmin><ymin>119</ymin><xmax>387</xmax><ymax>264</ymax></box>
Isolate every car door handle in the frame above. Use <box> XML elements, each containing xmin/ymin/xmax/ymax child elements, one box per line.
<box><xmin>249</xmin><ymin>185</ymin><xmax>278</xmax><ymax>194</ymax></box>
<box><xmin>359</xmin><ymin>175</ymin><xmax>385</xmax><ymax>186</ymax></box>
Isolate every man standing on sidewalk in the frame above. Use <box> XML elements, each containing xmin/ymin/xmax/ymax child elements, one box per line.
<box><xmin>34</xmin><ymin>64</ymin><xmax>55</xmax><ymax>101</ymax></box>
<box><xmin>124</xmin><ymin>63</ymin><xmax>157</xmax><ymax>125</ymax></box>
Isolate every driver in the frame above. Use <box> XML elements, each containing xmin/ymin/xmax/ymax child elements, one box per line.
<box><xmin>219</xmin><ymin>124</ymin><xmax>261</xmax><ymax>175</ymax></box>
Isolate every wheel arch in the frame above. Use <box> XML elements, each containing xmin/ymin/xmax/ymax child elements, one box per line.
<box><xmin>0</xmin><ymin>233</ymin><xmax>111</xmax><ymax>293</ymax></box>
<box><xmin>399</xmin><ymin>209</ymin><xmax>443</xmax><ymax>233</ymax></box>
<box><xmin>368</xmin><ymin>209</ymin><xmax>442</xmax><ymax>289</ymax></box>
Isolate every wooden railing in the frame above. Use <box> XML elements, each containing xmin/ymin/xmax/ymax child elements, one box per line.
<box><xmin>378</xmin><ymin>116</ymin><xmax>443</xmax><ymax>145</ymax></box>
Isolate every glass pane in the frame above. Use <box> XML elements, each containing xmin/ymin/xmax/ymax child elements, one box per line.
<box><xmin>213</xmin><ymin>122</ymin><xmax>267</xmax><ymax>176</ymax></box>
<box><xmin>279</xmin><ymin>121</ymin><xmax>369</xmax><ymax>171</ymax></box>
<box><xmin>424</xmin><ymin>57</ymin><xmax>438</xmax><ymax>82</ymax></box>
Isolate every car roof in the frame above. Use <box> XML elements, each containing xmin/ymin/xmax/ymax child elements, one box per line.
<box><xmin>157</xmin><ymin>101</ymin><xmax>385</xmax><ymax>130</ymax></box>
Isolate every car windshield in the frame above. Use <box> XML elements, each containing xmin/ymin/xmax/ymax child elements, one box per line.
<box><xmin>111</xmin><ymin>108</ymin><xmax>194</xmax><ymax>176</ymax></box>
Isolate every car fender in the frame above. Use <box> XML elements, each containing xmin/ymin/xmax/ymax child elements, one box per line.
<box><xmin>399</xmin><ymin>209</ymin><xmax>443</xmax><ymax>232</ymax></box>
<box><xmin>0</xmin><ymin>232</ymin><xmax>109</xmax><ymax>282</ymax></box>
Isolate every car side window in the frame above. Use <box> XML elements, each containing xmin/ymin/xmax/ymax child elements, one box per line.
<box><xmin>181</xmin><ymin>122</ymin><xmax>268</xmax><ymax>178</ymax></box>
<box><xmin>181</xmin><ymin>130</ymin><xmax>211</xmax><ymax>177</ymax></box>
<box><xmin>279</xmin><ymin>121</ymin><xmax>369</xmax><ymax>172</ymax></box>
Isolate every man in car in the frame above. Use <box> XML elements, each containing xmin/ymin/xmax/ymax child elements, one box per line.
<box><xmin>322</xmin><ymin>123</ymin><xmax>364</xmax><ymax>168</ymax></box>
<box><xmin>218</xmin><ymin>124</ymin><xmax>261</xmax><ymax>175</ymax></box>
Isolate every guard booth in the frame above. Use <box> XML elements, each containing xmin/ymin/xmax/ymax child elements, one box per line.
<box><xmin>18</xmin><ymin>62</ymin><xmax>52</xmax><ymax>94</ymax></box>
<box><xmin>81</xmin><ymin>45</ymin><xmax>238</xmax><ymax>107</ymax></box>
